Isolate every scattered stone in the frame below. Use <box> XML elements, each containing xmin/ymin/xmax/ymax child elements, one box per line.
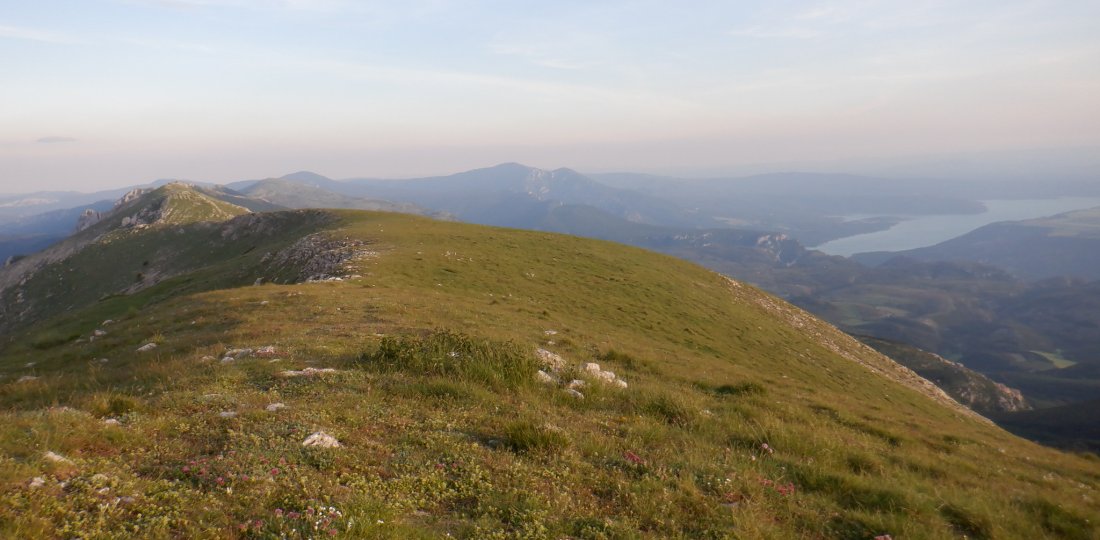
<box><xmin>98</xmin><ymin>358</ymin><xmax>109</xmax><ymax>363</ymax></box>
<box><xmin>254</xmin><ymin>278</ymin><xmax>264</xmax><ymax>286</ymax></box>
<box><xmin>582</xmin><ymin>362</ymin><xmax>628</xmax><ymax>388</ymax></box>
<box><xmin>17</xmin><ymin>375</ymin><xmax>38</xmax><ymax>383</ymax></box>
<box><xmin>29</xmin><ymin>477</ymin><xmax>46</xmax><ymax>489</ymax></box>
<box><xmin>202</xmin><ymin>394</ymin><xmax>221</xmax><ymax>399</ymax></box>
<box><xmin>565</xmin><ymin>389</ymin><xmax>585</xmax><ymax>400</ymax></box>
<box><xmin>104</xmin><ymin>418</ymin><xmax>121</xmax><ymax>426</ymax></box>
<box><xmin>48</xmin><ymin>406</ymin><xmax>85</xmax><ymax>415</ymax></box>
<box><xmin>43</xmin><ymin>451</ymin><xmax>72</xmax><ymax>464</ymax></box>
<box><xmin>536</xmin><ymin>348</ymin><xmax>566</xmax><ymax>371</ymax></box>
<box><xmin>136</xmin><ymin>343</ymin><xmax>157</xmax><ymax>352</ymax></box>
<box><xmin>568</xmin><ymin>379</ymin><xmax>586</xmax><ymax>390</ymax></box>
<box><xmin>102</xmin><ymin>319</ymin><xmax>115</xmax><ymax>326</ymax></box>
<box><xmin>93</xmin><ymin>329</ymin><xmax>107</xmax><ymax>337</ymax></box>
<box><xmin>225</xmin><ymin>348</ymin><xmax>253</xmax><ymax>359</ymax></box>
<box><xmin>220</xmin><ymin>357</ymin><xmax>235</xmax><ymax>364</ymax></box>
<box><xmin>24</xmin><ymin>362</ymin><xmax>35</xmax><ymax>368</ymax></box>
<box><xmin>218</xmin><ymin>411</ymin><xmax>237</xmax><ymax>419</ymax></box>
<box><xmin>96</xmin><ymin>487</ymin><xmax>111</xmax><ymax>495</ymax></box>
<box><xmin>279</xmin><ymin>367</ymin><xmax>338</xmax><ymax>378</ymax></box>
<box><xmin>265</xmin><ymin>403</ymin><xmax>286</xmax><ymax>412</ymax></box>
<box><xmin>260</xmin><ymin>300</ymin><xmax>269</xmax><ymax>306</ymax></box>
<box><xmin>544</xmin><ymin>330</ymin><xmax>558</xmax><ymax>336</ymax></box>
<box><xmin>255</xmin><ymin>346</ymin><xmax>278</xmax><ymax>358</ymax></box>
<box><xmin>268</xmin><ymin>358</ymin><xmax>283</xmax><ymax>363</ymax></box>
<box><xmin>535</xmin><ymin>370</ymin><xmax>557</xmax><ymax>385</ymax></box>
<box><xmin>302</xmin><ymin>431</ymin><xmax>341</xmax><ymax>448</ymax></box>
<box><xmin>200</xmin><ymin>355</ymin><xmax>215</xmax><ymax>361</ymax></box>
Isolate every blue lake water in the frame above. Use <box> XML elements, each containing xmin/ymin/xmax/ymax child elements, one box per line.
<box><xmin>815</xmin><ymin>197</ymin><xmax>1100</xmax><ymax>257</ymax></box>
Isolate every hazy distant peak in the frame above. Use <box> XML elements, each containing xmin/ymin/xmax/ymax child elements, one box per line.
<box><xmin>279</xmin><ymin>171</ymin><xmax>334</xmax><ymax>185</ymax></box>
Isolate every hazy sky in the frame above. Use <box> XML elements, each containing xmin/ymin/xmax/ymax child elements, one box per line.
<box><xmin>2</xmin><ymin>0</ymin><xmax>1099</xmax><ymax>190</ymax></box>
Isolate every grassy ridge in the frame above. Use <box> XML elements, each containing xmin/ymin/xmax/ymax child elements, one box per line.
<box><xmin>0</xmin><ymin>208</ymin><xmax>1097</xmax><ymax>538</ymax></box>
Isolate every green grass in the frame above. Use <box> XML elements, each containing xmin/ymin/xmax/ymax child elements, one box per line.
<box><xmin>0</xmin><ymin>206</ymin><xmax>1097</xmax><ymax>538</ymax></box>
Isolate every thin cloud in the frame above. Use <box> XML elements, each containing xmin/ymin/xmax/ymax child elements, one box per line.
<box><xmin>36</xmin><ymin>136</ymin><xmax>78</xmax><ymax>144</ymax></box>
<box><xmin>729</xmin><ymin>26</ymin><xmax>822</xmax><ymax>40</ymax></box>
<box><xmin>0</xmin><ymin>24</ymin><xmax>79</xmax><ymax>44</ymax></box>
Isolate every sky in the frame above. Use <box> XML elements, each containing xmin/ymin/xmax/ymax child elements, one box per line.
<box><xmin>1</xmin><ymin>0</ymin><xmax>1099</xmax><ymax>190</ymax></box>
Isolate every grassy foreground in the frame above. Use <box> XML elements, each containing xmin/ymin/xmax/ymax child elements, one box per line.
<box><xmin>0</xmin><ymin>209</ymin><xmax>1097</xmax><ymax>539</ymax></box>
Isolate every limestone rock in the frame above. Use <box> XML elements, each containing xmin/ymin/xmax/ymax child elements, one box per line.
<box><xmin>536</xmin><ymin>348</ymin><xmax>566</xmax><ymax>371</ymax></box>
<box><xmin>279</xmin><ymin>367</ymin><xmax>338</xmax><ymax>377</ymax></box>
<box><xmin>136</xmin><ymin>343</ymin><xmax>157</xmax><ymax>352</ymax></box>
<box><xmin>302</xmin><ymin>431</ymin><xmax>341</xmax><ymax>448</ymax></box>
<box><xmin>43</xmin><ymin>451</ymin><xmax>72</xmax><ymax>464</ymax></box>
<box><xmin>535</xmin><ymin>370</ymin><xmax>556</xmax><ymax>385</ymax></box>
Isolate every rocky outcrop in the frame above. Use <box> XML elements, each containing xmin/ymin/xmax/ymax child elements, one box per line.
<box><xmin>857</xmin><ymin>335</ymin><xmax>1031</xmax><ymax>415</ymax></box>
<box><xmin>262</xmin><ymin>233</ymin><xmax>375</xmax><ymax>283</ymax></box>
<box><xmin>76</xmin><ymin>209</ymin><xmax>102</xmax><ymax>232</ymax></box>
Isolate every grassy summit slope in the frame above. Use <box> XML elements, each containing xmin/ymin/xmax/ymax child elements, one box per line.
<box><xmin>0</xmin><ymin>206</ymin><xmax>1097</xmax><ymax>538</ymax></box>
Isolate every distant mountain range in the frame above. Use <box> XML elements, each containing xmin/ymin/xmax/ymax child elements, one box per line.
<box><xmin>3</xmin><ymin>163</ymin><xmax>1100</xmax><ymax>446</ymax></box>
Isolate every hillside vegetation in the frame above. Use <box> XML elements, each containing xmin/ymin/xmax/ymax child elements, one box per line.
<box><xmin>0</xmin><ymin>187</ymin><xmax>1097</xmax><ymax>538</ymax></box>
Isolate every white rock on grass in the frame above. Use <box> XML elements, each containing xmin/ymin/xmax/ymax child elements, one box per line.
<box><xmin>265</xmin><ymin>403</ymin><xmax>286</xmax><ymax>412</ymax></box>
<box><xmin>104</xmin><ymin>418</ymin><xmax>121</xmax><ymax>426</ymax></box>
<box><xmin>29</xmin><ymin>477</ymin><xmax>46</xmax><ymax>489</ymax></box>
<box><xmin>536</xmin><ymin>348</ymin><xmax>566</xmax><ymax>371</ymax></box>
<box><xmin>93</xmin><ymin>329</ymin><xmax>107</xmax><ymax>337</ymax></box>
<box><xmin>581</xmin><ymin>362</ymin><xmax>629</xmax><ymax>389</ymax></box>
<box><xmin>302</xmin><ymin>431</ymin><xmax>341</xmax><ymax>448</ymax></box>
<box><xmin>568</xmin><ymin>379</ymin><xmax>586</xmax><ymax>390</ymax></box>
<box><xmin>43</xmin><ymin>451</ymin><xmax>72</xmax><ymax>464</ymax></box>
<box><xmin>565</xmin><ymin>389</ymin><xmax>585</xmax><ymax>400</ymax></box>
<box><xmin>279</xmin><ymin>367</ymin><xmax>338</xmax><ymax>378</ymax></box>
<box><xmin>594</xmin><ymin>370</ymin><xmax>617</xmax><ymax>383</ymax></box>
<box><xmin>225</xmin><ymin>348</ymin><xmax>253</xmax><ymax>359</ymax></box>
<box><xmin>535</xmin><ymin>371</ymin><xmax>557</xmax><ymax>385</ymax></box>
<box><xmin>17</xmin><ymin>375</ymin><xmax>38</xmax><ymax>383</ymax></box>
<box><xmin>102</xmin><ymin>319</ymin><xmax>115</xmax><ymax>326</ymax></box>
<box><xmin>218</xmin><ymin>411</ymin><xmax>237</xmax><ymax>419</ymax></box>
<box><xmin>255</xmin><ymin>346</ymin><xmax>278</xmax><ymax>358</ymax></box>
<box><xmin>136</xmin><ymin>343</ymin><xmax>157</xmax><ymax>352</ymax></box>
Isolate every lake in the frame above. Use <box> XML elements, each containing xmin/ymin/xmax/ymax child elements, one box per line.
<box><xmin>815</xmin><ymin>197</ymin><xmax>1100</xmax><ymax>257</ymax></box>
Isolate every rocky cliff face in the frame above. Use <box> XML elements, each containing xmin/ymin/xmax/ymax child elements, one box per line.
<box><xmin>858</xmin><ymin>336</ymin><xmax>1031</xmax><ymax>415</ymax></box>
<box><xmin>75</xmin><ymin>209</ymin><xmax>102</xmax><ymax>232</ymax></box>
